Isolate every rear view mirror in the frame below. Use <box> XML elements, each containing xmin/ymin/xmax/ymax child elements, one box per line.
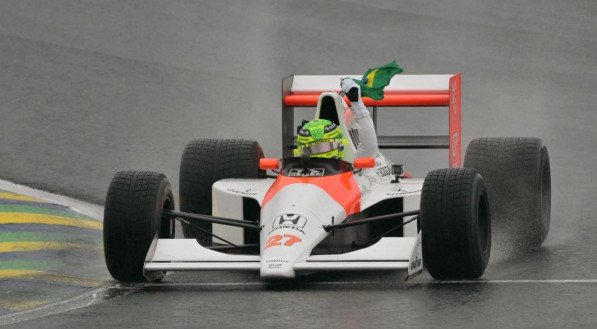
<box><xmin>259</xmin><ymin>158</ymin><xmax>280</xmax><ymax>170</ymax></box>
<box><xmin>354</xmin><ymin>157</ymin><xmax>375</xmax><ymax>169</ymax></box>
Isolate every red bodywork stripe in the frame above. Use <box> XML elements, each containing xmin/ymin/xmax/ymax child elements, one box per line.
<box><xmin>262</xmin><ymin>172</ymin><xmax>361</xmax><ymax>216</ymax></box>
<box><xmin>284</xmin><ymin>93</ymin><xmax>449</xmax><ymax>107</ymax></box>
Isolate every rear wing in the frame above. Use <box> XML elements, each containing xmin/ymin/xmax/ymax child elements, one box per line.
<box><xmin>281</xmin><ymin>74</ymin><xmax>462</xmax><ymax>167</ymax></box>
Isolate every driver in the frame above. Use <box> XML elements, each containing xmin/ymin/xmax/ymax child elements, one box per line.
<box><xmin>294</xmin><ymin>78</ymin><xmax>379</xmax><ymax>159</ymax></box>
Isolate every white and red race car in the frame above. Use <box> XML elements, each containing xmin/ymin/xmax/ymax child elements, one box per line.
<box><xmin>103</xmin><ymin>74</ymin><xmax>551</xmax><ymax>281</ymax></box>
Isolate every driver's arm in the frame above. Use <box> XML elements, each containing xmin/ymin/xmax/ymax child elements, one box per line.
<box><xmin>341</xmin><ymin>78</ymin><xmax>379</xmax><ymax>158</ymax></box>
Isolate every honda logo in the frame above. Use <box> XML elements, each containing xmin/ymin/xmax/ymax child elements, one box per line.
<box><xmin>273</xmin><ymin>214</ymin><xmax>307</xmax><ymax>228</ymax></box>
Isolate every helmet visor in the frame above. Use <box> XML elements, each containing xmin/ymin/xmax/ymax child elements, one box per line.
<box><xmin>300</xmin><ymin>140</ymin><xmax>342</xmax><ymax>156</ymax></box>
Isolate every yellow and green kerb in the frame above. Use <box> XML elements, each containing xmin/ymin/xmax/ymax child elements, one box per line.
<box><xmin>0</xmin><ymin>189</ymin><xmax>107</xmax><ymax>314</ymax></box>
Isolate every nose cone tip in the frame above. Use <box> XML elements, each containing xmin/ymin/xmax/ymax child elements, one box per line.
<box><xmin>260</xmin><ymin>265</ymin><xmax>296</xmax><ymax>279</ymax></box>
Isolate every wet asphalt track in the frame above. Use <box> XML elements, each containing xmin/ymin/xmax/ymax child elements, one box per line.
<box><xmin>1</xmin><ymin>0</ymin><xmax>596</xmax><ymax>327</ymax></box>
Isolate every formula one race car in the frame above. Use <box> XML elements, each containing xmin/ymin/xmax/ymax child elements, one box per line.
<box><xmin>103</xmin><ymin>74</ymin><xmax>551</xmax><ymax>282</ymax></box>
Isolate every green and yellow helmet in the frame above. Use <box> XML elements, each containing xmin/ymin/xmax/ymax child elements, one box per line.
<box><xmin>294</xmin><ymin>119</ymin><xmax>347</xmax><ymax>159</ymax></box>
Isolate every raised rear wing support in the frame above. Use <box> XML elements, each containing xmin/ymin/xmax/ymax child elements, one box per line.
<box><xmin>281</xmin><ymin>74</ymin><xmax>462</xmax><ymax>167</ymax></box>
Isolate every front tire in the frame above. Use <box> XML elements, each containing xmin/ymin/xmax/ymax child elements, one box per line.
<box><xmin>179</xmin><ymin>139</ymin><xmax>264</xmax><ymax>245</ymax></box>
<box><xmin>103</xmin><ymin>171</ymin><xmax>175</xmax><ymax>282</ymax></box>
<box><xmin>421</xmin><ymin>168</ymin><xmax>491</xmax><ymax>279</ymax></box>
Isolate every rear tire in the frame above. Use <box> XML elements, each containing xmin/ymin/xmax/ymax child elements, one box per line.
<box><xmin>103</xmin><ymin>171</ymin><xmax>175</xmax><ymax>282</ymax></box>
<box><xmin>464</xmin><ymin>137</ymin><xmax>551</xmax><ymax>247</ymax></box>
<box><xmin>179</xmin><ymin>139</ymin><xmax>264</xmax><ymax>245</ymax></box>
<box><xmin>421</xmin><ymin>168</ymin><xmax>491</xmax><ymax>279</ymax></box>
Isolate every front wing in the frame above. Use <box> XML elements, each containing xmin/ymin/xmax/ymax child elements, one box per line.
<box><xmin>143</xmin><ymin>234</ymin><xmax>423</xmax><ymax>279</ymax></box>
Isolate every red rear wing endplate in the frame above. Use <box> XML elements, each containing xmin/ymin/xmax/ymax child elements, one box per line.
<box><xmin>281</xmin><ymin>74</ymin><xmax>461</xmax><ymax>167</ymax></box>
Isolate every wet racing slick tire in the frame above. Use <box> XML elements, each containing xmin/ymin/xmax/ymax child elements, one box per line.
<box><xmin>464</xmin><ymin>137</ymin><xmax>551</xmax><ymax>247</ymax></box>
<box><xmin>421</xmin><ymin>168</ymin><xmax>491</xmax><ymax>279</ymax></box>
<box><xmin>103</xmin><ymin>171</ymin><xmax>175</xmax><ymax>282</ymax></box>
<box><xmin>179</xmin><ymin>139</ymin><xmax>264</xmax><ymax>246</ymax></box>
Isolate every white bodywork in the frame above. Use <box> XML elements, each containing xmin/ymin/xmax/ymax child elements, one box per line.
<box><xmin>144</xmin><ymin>93</ymin><xmax>424</xmax><ymax>279</ymax></box>
<box><xmin>290</xmin><ymin>75</ymin><xmax>453</xmax><ymax>93</ymax></box>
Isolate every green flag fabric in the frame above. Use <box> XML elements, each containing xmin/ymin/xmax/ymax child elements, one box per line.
<box><xmin>352</xmin><ymin>61</ymin><xmax>403</xmax><ymax>100</ymax></box>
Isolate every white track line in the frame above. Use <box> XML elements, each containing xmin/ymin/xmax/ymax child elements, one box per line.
<box><xmin>438</xmin><ymin>279</ymin><xmax>597</xmax><ymax>284</ymax></box>
<box><xmin>146</xmin><ymin>279</ymin><xmax>597</xmax><ymax>287</ymax></box>
<box><xmin>0</xmin><ymin>179</ymin><xmax>104</xmax><ymax>220</ymax></box>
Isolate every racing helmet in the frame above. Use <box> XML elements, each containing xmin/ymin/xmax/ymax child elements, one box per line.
<box><xmin>294</xmin><ymin>119</ymin><xmax>347</xmax><ymax>159</ymax></box>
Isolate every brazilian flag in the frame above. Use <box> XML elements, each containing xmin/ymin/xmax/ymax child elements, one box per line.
<box><xmin>353</xmin><ymin>61</ymin><xmax>403</xmax><ymax>100</ymax></box>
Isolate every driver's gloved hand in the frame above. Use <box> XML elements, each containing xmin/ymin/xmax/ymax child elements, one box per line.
<box><xmin>341</xmin><ymin>78</ymin><xmax>368</xmax><ymax>118</ymax></box>
<box><xmin>341</xmin><ymin>78</ymin><xmax>361</xmax><ymax>102</ymax></box>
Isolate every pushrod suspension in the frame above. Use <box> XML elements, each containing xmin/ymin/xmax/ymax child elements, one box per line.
<box><xmin>322</xmin><ymin>210</ymin><xmax>420</xmax><ymax>232</ymax></box>
<box><xmin>162</xmin><ymin>210</ymin><xmax>262</xmax><ymax>230</ymax></box>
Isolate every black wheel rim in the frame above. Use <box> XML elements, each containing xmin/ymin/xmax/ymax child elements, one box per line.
<box><xmin>159</xmin><ymin>198</ymin><xmax>174</xmax><ymax>238</ymax></box>
<box><xmin>540</xmin><ymin>153</ymin><xmax>551</xmax><ymax>231</ymax></box>
<box><xmin>477</xmin><ymin>194</ymin><xmax>490</xmax><ymax>253</ymax></box>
